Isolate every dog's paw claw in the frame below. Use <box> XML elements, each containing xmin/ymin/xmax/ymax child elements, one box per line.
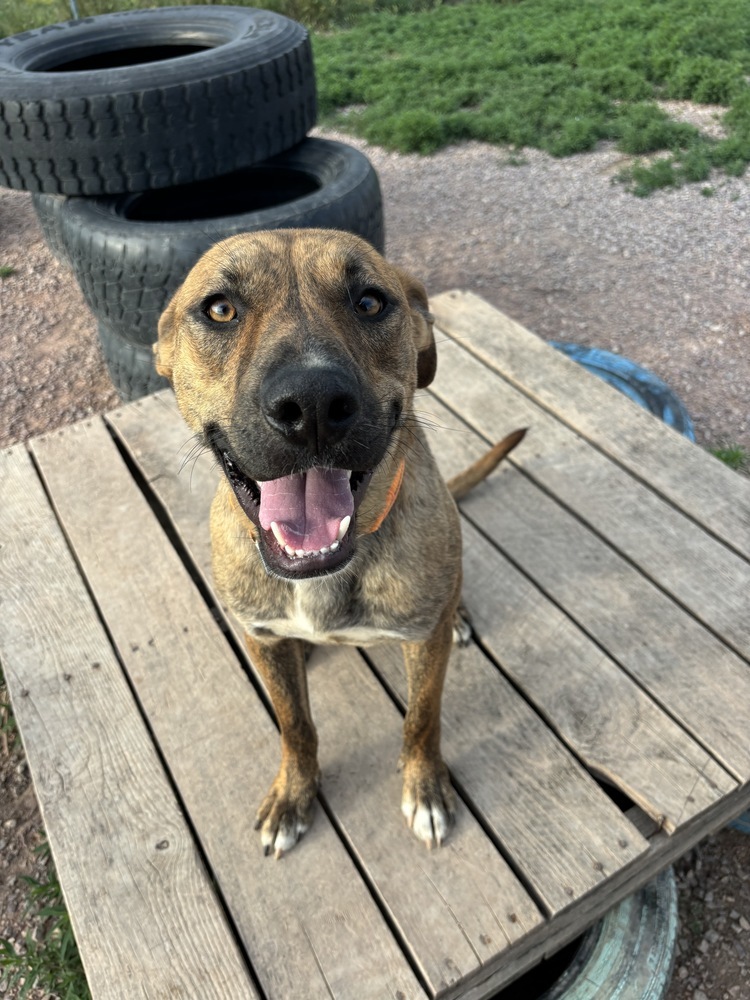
<box><xmin>401</xmin><ymin>762</ymin><xmax>455</xmax><ymax>849</ymax></box>
<box><xmin>452</xmin><ymin>608</ymin><xmax>473</xmax><ymax>647</ymax></box>
<box><xmin>256</xmin><ymin>779</ymin><xmax>316</xmax><ymax>858</ymax></box>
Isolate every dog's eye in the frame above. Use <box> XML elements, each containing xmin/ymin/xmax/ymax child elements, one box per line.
<box><xmin>205</xmin><ymin>296</ymin><xmax>237</xmax><ymax>323</ymax></box>
<box><xmin>354</xmin><ymin>289</ymin><xmax>387</xmax><ymax>318</ymax></box>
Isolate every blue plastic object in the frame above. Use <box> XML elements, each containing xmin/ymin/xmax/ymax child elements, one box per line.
<box><xmin>549</xmin><ymin>342</ymin><xmax>696</xmax><ymax>441</ymax></box>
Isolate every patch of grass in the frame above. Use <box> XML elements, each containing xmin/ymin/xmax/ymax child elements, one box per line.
<box><xmin>0</xmin><ymin>265</ymin><xmax>16</xmax><ymax>279</ymax></box>
<box><xmin>1</xmin><ymin>666</ymin><xmax>18</xmax><ymax>755</ymax></box>
<box><xmin>313</xmin><ymin>0</ymin><xmax>750</xmax><ymax>190</ymax></box>
<box><xmin>712</xmin><ymin>444</ymin><xmax>749</xmax><ymax>472</ymax></box>
<box><xmin>0</xmin><ymin>843</ymin><xmax>90</xmax><ymax>1000</ymax></box>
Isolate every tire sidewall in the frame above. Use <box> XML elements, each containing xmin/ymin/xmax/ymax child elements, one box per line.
<box><xmin>0</xmin><ymin>7</ymin><xmax>305</xmax><ymax>96</ymax></box>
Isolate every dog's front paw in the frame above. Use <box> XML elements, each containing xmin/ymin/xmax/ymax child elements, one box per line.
<box><xmin>254</xmin><ymin>772</ymin><xmax>319</xmax><ymax>858</ymax></box>
<box><xmin>400</xmin><ymin>756</ymin><xmax>455</xmax><ymax>849</ymax></box>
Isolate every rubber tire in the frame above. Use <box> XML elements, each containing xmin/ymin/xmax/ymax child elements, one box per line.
<box><xmin>537</xmin><ymin>867</ymin><xmax>678</xmax><ymax>1000</ymax></box>
<box><xmin>31</xmin><ymin>192</ymin><xmax>69</xmax><ymax>263</ymax></box>
<box><xmin>98</xmin><ymin>321</ymin><xmax>170</xmax><ymax>402</ymax></box>
<box><xmin>0</xmin><ymin>7</ymin><xmax>316</xmax><ymax>195</ymax></box>
<box><xmin>52</xmin><ymin>138</ymin><xmax>384</xmax><ymax>345</ymax></box>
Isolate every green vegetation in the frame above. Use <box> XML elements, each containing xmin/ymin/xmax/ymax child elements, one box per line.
<box><xmin>712</xmin><ymin>444</ymin><xmax>749</xmax><ymax>472</ymax></box>
<box><xmin>3</xmin><ymin>1</ymin><xmax>750</xmax><ymax>189</ymax></box>
<box><xmin>0</xmin><ymin>845</ymin><xmax>90</xmax><ymax>1000</ymax></box>
<box><xmin>313</xmin><ymin>0</ymin><xmax>750</xmax><ymax>190</ymax></box>
<box><xmin>0</xmin><ymin>266</ymin><xmax>15</xmax><ymax>279</ymax></box>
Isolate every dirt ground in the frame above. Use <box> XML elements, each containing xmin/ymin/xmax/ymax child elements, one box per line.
<box><xmin>1</xmin><ymin>133</ymin><xmax>749</xmax><ymax>998</ymax></box>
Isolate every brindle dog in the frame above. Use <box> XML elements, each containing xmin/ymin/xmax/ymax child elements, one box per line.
<box><xmin>155</xmin><ymin>229</ymin><xmax>523</xmax><ymax>857</ymax></box>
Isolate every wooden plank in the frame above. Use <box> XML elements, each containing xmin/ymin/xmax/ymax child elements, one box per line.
<box><xmin>0</xmin><ymin>445</ymin><xmax>258</xmax><ymax>1000</ymax></box>
<box><xmin>309</xmin><ymin>645</ymin><xmax>543</xmax><ymax>992</ymax></box>
<box><xmin>31</xmin><ymin>421</ymin><xmax>425</xmax><ymax>1000</ymax></box>
<box><xmin>425</xmin><ymin>327</ymin><xmax>750</xmax><ymax>663</ymax></box>
<box><xmin>430</xmin><ymin>289</ymin><xmax>750</xmax><ymax>560</ymax></box>
<box><xmin>107</xmin><ymin>393</ymin><xmax>750</xmax><ymax>998</ymax></box>
<box><xmin>368</xmin><ymin>641</ymin><xmax>648</xmax><ymax>914</ymax></box>
<box><xmin>110</xmin><ymin>395</ymin><xmax>648</xmax><ymax>916</ymax></box>
<box><xmin>459</xmin><ymin>517</ymin><xmax>738</xmax><ymax>813</ymax></box>
<box><xmin>418</xmin><ymin>392</ymin><xmax>750</xmax><ymax>787</ymax></box>
<box><xmin>460</xmin><ymin>468</ymin><xmax>750</xmax><ymax>784</ymax></box>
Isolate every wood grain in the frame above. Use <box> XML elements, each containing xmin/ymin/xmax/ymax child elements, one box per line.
<box><xmin>422</xmin><ymin>390</ymin><xmax>750</xmax><ymax>812</ymax></box>
<box><xmin>368</xmin><ymin>640</ymin><xmax>648</xmax><ymax>915</ymax></box>
<box><xmin>430</xmin><ymin>289</ymin><xmax>750</xmax><ymax>560</ymax></box>
<box><xmin>0</xmin><ymin>444</ymin><xmax>258</xmax><ymax>1000</ymax></box>
<box><xmin>31</xmin><ymin>421</ymin><xmax>425</xmax><ymax>1000</ymax></box>
<box><xmin>425</xmin><ymin>316</ymin><xmax>750</xmax><ymax>663</ymax></box>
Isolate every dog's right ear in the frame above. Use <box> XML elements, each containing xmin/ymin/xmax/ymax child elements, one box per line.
<box><xmin>154</xmin><ymin>299</ymin><xmax>177</xmax><ymax>381</ymax></box>
<box><xmin>396</xmin><ymin>268</ymin><xmax>437</xmax><ymax>388</ymax></box>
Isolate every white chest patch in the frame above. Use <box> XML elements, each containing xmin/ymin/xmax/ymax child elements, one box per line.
<box><xmin>243</xmin><ymin>579</ymin><xmax>414</xmax><ymax>645</ymax></box>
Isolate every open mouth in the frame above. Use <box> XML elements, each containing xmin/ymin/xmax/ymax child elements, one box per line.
<box><xmin>216</xmin><ymin>445</ymin><xmax>372</xmax><ymax>580</ymax></box>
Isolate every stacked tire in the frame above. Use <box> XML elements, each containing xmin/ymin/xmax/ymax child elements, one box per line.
<box><xmin>0</xmin><ymin>6</ymin><xmax>384</xmax><ymax>400</ymax></box>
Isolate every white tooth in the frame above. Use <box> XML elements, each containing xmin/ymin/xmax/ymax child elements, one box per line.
<box><xmin>295</xmin><ymin>549</ymin><xmax>305</xmax><ymax>557</ymax></box>
<box><xmin>270</xmin><ymin>521</ymin><xmax>285</xmax><ymax>547</ymax></box>
<box><xmin>330</xmin><ymin>540</ymin><xmax>340</xmax><ymax>552</ymax></box>
<box><xmin>319</xmin><ymin>546</ymin><xmax>329</xmax><ymax>555</ymax></box>
<box><xmin>337</xmin><ymin>515</ymin><xmax>351</xmax><ymax>542</ymax></box>
<box><xmin>284</xmin><ymin>545</ymin><xmax>295</xmax><ymax>557</ymax></box>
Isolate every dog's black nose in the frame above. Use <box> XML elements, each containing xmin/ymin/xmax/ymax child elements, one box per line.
<box><xmin>260</xmin><ymin>364</ymin><xmax>360</xmax><ymax>453</ymax></box>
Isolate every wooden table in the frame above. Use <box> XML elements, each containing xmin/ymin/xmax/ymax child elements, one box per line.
<box><xmin>2</xmin><ymin>291</ymin><xmax>749</xmax><ymax>1000</ymax></box>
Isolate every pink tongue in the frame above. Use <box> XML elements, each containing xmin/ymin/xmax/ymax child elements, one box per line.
<box><xmin>258</xmin><ymin>468</ymin><xmax>353</xmax><ymax>551</ymax></box>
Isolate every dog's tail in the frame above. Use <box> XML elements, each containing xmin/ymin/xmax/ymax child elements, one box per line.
<box><xmin>447</xmin><ymin>428</ymin><xmax>527</xmax><ymax>501</ymax></box>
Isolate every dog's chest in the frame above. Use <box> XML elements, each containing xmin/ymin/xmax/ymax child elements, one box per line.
<box><xmin>244</xmin><ymin>578</ymin><xmax>417</xmax><ymax>645</ymax></box>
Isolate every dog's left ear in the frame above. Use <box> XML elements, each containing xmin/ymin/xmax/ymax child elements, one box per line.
<box><xmin>397</xmin><ymin>268</ymin><xmax>437</xmax><ymax>388</ymax></box>
<box><xmin>153</xmin><ymin>298</ymin><xmax>177</xmax><ymax>382</ymax></box>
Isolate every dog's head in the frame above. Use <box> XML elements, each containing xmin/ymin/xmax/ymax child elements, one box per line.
<box><xmin>156</xmin><ymin>229</ymin><xmax>436</xmax><ymax>581</ymax></box>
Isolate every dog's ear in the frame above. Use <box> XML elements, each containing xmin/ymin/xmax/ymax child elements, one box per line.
<box><xmin>154</xmin><ymin>298</ymin><xmax>177</xmax><ymax>381</ymax></box>
<box><xmin>397</xmin><ymin>268</ymin><xmax>437</xmax><ymax>388</ymax></box>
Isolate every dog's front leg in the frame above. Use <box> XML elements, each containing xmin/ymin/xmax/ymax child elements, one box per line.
<box><xmin>246</xmin><ymin>634</ymin><xmax>320</xmax><ymax>858</ymax></box>
<box><xmin>400</xmin><ymin>610</ymin><xmax>456</xmax><ymax>848</ymax></box>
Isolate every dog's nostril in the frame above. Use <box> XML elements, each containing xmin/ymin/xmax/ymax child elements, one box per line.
<box><xmin>275</xmin><ymin>399</ymin><xmax>303</xmax><ymax>426</ymax></box>
<box><xmin>329</xmin><ymin>395</ymin><xmax>357</xmax><ymax>426</ymax></box>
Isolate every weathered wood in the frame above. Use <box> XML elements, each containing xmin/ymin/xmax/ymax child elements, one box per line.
<box><xmin>31</xmin><ymin>421</ymin><xmax>425</xmax><ymax>1000</ymax></box>
<box><xmin>459</xmin><ymin>465</ymin><xmax>750</xmax><ymax>784</ymax></box>
<box><xmin>425</xmin><ymin>323</ymin><xmax>750</xmax><ymax>663</ymax></box>
<box><xmin>418</xmin><ymin>392</ymin><xmax>750</xmax><ymax>789</ymax></box>
<box><xmin>368</xmin><ymin>641</ymin><xmax>648</xmax><ymax>915</ymax></box>
<box><xmin>0</xmin><ymin>445</ymin><xmax>258</xmax><ymax>1000</ymax></box>
<box><xmin>309</xmin><ymin>644</ymin><xmax>543</xmax><ymax>992</ymax></box>
<box><xmin>430</xmin><ymin>289</ymin><xmax>750</xmax><ymax>560</ymax></box>
<box><xmin>459</xmin><ymin>517</ymin><xmax>738</xmax><ymax>817</ymax></box>
<box><xmin>6</xmin><ymin>280</ymin><xmax>750</xmax><ymax>1000</ymax></box>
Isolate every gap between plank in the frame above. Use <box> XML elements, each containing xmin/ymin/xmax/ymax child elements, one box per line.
<box><xmin>428</xmin><ymin>386</ymin><xmax>750</xmax><ymax>670</ymax></box>
<box><xmin>457</xmin><ymin>502</ymin><xmax>744</xmax><ymax>788</ymax></box>
<box><xmin>26</xmin><ymin>436</ymin><xmax>269</xmax><ymax>1000</ymax></box>
<box><xmin>435</xmin><ymin>329</ymin><xmax>750</xmax><ymax>567</ymax></box>
<box><xmin>360</xmin><ymin>648</ymin><xmax>555</xmax><ymax>922</ymax></box>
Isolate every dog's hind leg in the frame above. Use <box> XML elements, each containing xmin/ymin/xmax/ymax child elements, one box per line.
<box><xmin>399</xmin><ymin>608</ymin><xmax>456</xmax><ymax>848</ymax></box>
<box><xmin>246</xmin><ymin>634</ymin><xmax>320</xmax><ymax>858</ymax></box>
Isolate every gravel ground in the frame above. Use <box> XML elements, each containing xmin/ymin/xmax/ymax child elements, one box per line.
<box><xmin>1</xmin><ymin>128</ymin><xmax>749</xmax><ymax>997</ymax></box>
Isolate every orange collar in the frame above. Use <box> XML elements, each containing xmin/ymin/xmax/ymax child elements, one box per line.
<box><xmin>363</xmin><ymin>458</ymin><xmax>405</xmax><ymax>535</ymax></box>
